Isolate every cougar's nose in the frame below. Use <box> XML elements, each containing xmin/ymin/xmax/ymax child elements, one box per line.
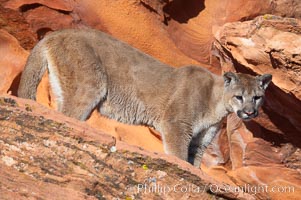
<box><xmin>244</xmin><ymin>109</ymin><xmax>255</xmax><ymax>116</ymax></box>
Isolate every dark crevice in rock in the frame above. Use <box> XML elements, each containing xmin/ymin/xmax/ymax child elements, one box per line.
<box><xmin>163</xmin><ymin>0</ymin><xmax>205</xmax><ymax>24</ymax></box>
<box><xmin>140</xmin><ymin>1</ymin><xmax>159</xmax><ymax>14</ymax></box>
<box><xmin>19</xmin><ymin>3</ymin><xmax>42</xmax><ymax>12</ymax></box>
<box><xmin>0</xmin><ymin>2</ymin><xmax>36</xmax><ymax>49</ymax></box>
<box><xmin>20</xmin><ymin>3</ymin><xmax>71</xmax><ymax>15</ymax></box>
<box><xmin>37</xmin><ymin>27</ymin><xmax>53</xmax><ymax>40</ymax></box>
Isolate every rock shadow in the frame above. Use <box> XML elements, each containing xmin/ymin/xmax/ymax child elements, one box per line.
<box><xmin>163</xmin><ymin>0</ymin><xmax>205</xmax><ymax>24</ymax></box>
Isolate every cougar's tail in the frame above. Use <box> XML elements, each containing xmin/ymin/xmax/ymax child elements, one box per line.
<box><xmin>18</xmin><ymin>43</ymin><xmax>47</xmax><ymax>100</ymax></box>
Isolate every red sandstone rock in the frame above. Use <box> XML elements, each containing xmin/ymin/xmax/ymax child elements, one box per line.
<box><xmin>210</xmin><ymin>15</ymin><xmax>301</xmax><ymax>200</ymax></box>
<box><xmin>163</xmin><ymin>0</ymin><xmax>300</xmax><ymax>68</ymax></box>
<box><xmin>3</xmin><ymin>0</ymin><xmax>300</xmax><ymax>68</ymax></box>
<box><xmin>5</xmin><ymin>0</ymin><xmax>200</xmax><ymax>67</ymax></box>
<box><xmin>4</xmin><ymin>0</ymin><xmax>73</xmax><ymax>11</ymax></box>
<box><xmin>269</xmin><ymin>0</ymin><xmax>301</xmax><ymax>19</ymax></box>
<box><xmin>1</xmin><ymin>0</ymin><xmax>301</xmax><ymax>199</ymax></box>
<box><xmin>23</xmin><ymin>6</ymin><xmax>75</xmax><ymax>38</ymax></box>
<box><xmin>0</xmin><ymin>29</ymin><xmax>28</xmax><ymax>94</ymax></box>
<box><xmin>34</xmin><ymin>72</ymin><xmax>165</xmax><ymax>154</ymax></box>
<box><xmin>2</xmin><ymin>0</ymin><xmax>211</xmax><ymax>148</ymax></box>
<box><xmin>164</xmin><ymin>0</ymin><xmax>271</xmax><ymax>65</ymax></box>
<box><xmin>86</xmin><ymin>110</ymin><xmax>164</xmax><ymax>153</ymax></box>
<box><xmin>213</xmin><ymin>15</ymin><xmax>301</xmax><ymax>134</ymax></box>
<box><xmin>0</xmin><ymin>95</ymin><xmax>253</xmax><ymax>200</ymax></box>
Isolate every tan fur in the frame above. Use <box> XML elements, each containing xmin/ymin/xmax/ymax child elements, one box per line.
<box><xmin>18</xmin><ymin>29</ymin><xmax>272</xmax><ymax>167</ymax></box>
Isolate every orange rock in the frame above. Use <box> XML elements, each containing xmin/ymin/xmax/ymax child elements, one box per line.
<box><xmin>5</xmin><ymin>0</ymin><xmax>201</xmax><ymax>67</ymax></box>
<box><xmin>210</xmin><ymin>16</ymin><xmax>301</xmax><ymax>199</ymax></box>
<box><xmin>213</xmin><ymin>15</ymin><xmax>301</xmax><ymax>134</ymax></box>
<box><xmin>73</xmin><ymin>0</ymin><xmax>201</xmax><ymax>67</ymax></box>
<box><xmin>4</xmin><ymin>0</ymin><xmax>210</xmax><ymax>152</ymax></box>
<box><xmin>203</xmin><ymin>113</ymin><xmax>301</xmax><ymax>199</ymax></box>
<box><xmin>0</xmin><ymin>29</ymin><xmax>29</xmax><ymax>94</ymax></box>
<box><xmin>227</xmin><ymin>166</ymin><xmax>301</xmax><ymax>200</ymax></box>
<box><xmin>2</xmin><ymin>0</ymin><xmax>301</xmax><ymax>198</ymax></box>
<box><xmin>23</xmin><ymin>6</ymin><xmax>75</xmax><ymax>38</ymax></box>
<box><xmin>4</xmin><ymin>0</ymin><xmax>73</xmax><ymax>11</ymax></box>
<box><xmin>36</xmin><ymin>71</ymin><xmax>56</xmax><ymax>109</ymax></box>
<box><xmin>36</xmin><ymin>73</ymin><xmax>164</xmax><ymax>152</ymax></box>
<box><xmin>0</xmin><ymin>94</ymin><xmax>247</xmax><ymax>200</ymax></box>
<box><xmin>86</xmin><ymin>110</ymin><xmax>164</xmax><ymax>153</ymax></box>
<box><xmin>270</xmin><ymin>0</ymin><xmax>301</xmax><ymax>19</ymax></box>
<box><xmin>163</xmin><ymin>0</ymin><xmax>270</xmax><ymax>69</ymax></box>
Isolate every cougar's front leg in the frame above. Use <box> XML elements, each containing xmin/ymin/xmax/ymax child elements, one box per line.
<box><xmin>161</xmin><ymin>120</ymin><xmax>192</xmax><ymax>162</ymax></box>
<box><xmin>193</xmin><ymin>125</ymin><xmax>220</xmax><ymax>168</ymax></box>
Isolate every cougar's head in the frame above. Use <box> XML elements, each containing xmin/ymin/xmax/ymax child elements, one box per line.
<box><xmin>223</xmin><ymin>72</ymin><xmax>272</xmax><ymax>121</ymax></box>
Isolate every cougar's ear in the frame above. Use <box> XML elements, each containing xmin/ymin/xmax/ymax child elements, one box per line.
<box><xmin>257</xmin><ymin>74</ymin><xmax>272</xmax><ymax>90</ymax></box>
<box><xmin>223</xmin><ymin>72</ymin><xmax>238</xmax><ymax>87</ymax></box>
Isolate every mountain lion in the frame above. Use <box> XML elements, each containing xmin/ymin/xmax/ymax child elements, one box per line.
<box><xmin>18</xmin><ymin>29</ymin><xmax>272</xmax><ymax>167</ymax></box>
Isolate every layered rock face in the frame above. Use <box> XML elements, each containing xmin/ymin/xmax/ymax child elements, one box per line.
<box><xmin>210</xmin><ymin>15</ymin><xmax>301</xmax><ymax>199</ymax></box>
<box><xmin>0</xmin><ymin>0</ymin><xmax>301</xmax><ymax>199</ymax></box>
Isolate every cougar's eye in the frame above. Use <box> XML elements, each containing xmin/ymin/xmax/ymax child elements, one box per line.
<box><xmin>235</xmin><ymin>96</ymin><xmax>243</xmax><ymax>101</ymax></box>
<box><xmin>253</xmin><ymin>96</ymin><xmax>262</xmax><ymax>101</ymax></box>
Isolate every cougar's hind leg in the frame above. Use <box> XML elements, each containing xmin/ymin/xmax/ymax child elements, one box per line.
<box><xmin>54</xmin><ymin>61</ymin><xmax>107</xmax><ymax>121</ymax></box>
<box><xmin>60</xmin><ymin>88</ymin><xmax>106</xmax><ymax>121</ymax></box>
<box><xmin>45</xmin><ymin>35</ymin><xmax>108</xmax><ymax>121</ymax></box>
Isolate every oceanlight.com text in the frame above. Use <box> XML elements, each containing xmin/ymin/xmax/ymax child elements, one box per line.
<box><xmin>130</xmin><ymin>182</ymin><xmax>295</xmax><ymax>195</ymax></box>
